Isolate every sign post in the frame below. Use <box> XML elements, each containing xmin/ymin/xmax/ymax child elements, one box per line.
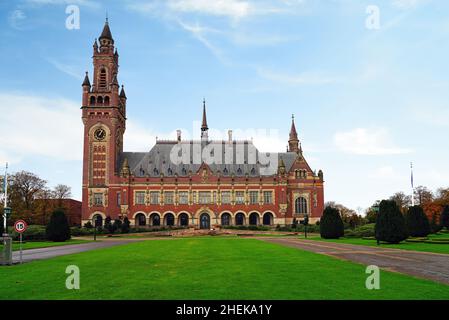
<box><xmin>14</xmin><ymin>220</ymin><xmax>28</xmax><ymax>264</ymax></box>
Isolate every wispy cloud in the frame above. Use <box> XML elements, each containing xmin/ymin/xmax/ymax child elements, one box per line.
<box><xmin>47</xmin><ymin>59</ymin><xmax>84</xmax><ymax>80</ymax></box>
<box><xmin>334</xmin><ymin>128</ymin><xmax>412</xmax><ymax>155</ymax></box>
<box><xmin>8</xmin><ymin>10</ymin><xmax>27</xmax><ymax>30</ymax></box>
<box><xmin>24</xmin><ymin>0</ymin><xmax>100</xmax><ymax>8</ymax></box>
<box><xmin>257</xmin><ymin>68</ymin><xmax>342</xmax><ymax>86</ymax></box>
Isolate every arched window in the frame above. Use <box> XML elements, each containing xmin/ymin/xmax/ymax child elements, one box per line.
<box><xmin>237</xmin><ymin>167</ymin><xmax>242</xmax><ymax>175</ymax></box>
<box><xmin>249</xmin><ymin>212</ymin><xmax>259</xmax><ymax>225</ymax></box>
<box><xmin>97</xmin><ymin>96</ymin><xmax>103</xmax><ymax>105</ymax></box>
<box><xmin>135</xmin><ymin>213</ymin><xmax>146</xmax><ymax>226</ymax></box>
<box><xmin>153</xmin><ymin>168</ymin><xmax>159</xmax><ymax>176</ymax></box>
<box><xmin>104</xmin><ymin>96</ymin><xmax>110</xmax><ymax>106</ymax></box>
<box><xmin>235</xmin><ymin>213</ymin><xmax>245</xmax><ymax>226</ymax></box>
<box><xmin>99</xmin><ymin>68</ymin><xmax>107</xmax><ymax>89</ymax></box>
<box><xmin>221</xmin><ymin>213</ymin><xmax>231</xmax><ymax>226</ymax></box>
<box><xmin>150</xmin><ymin>213</ymin><xmax>160</xmax><ymax>226</ymax></box>
<box><xmin>165</xmin><ymin>213</ymin><xmax>175</xmax><ymax>226</ymax></box>
<box><xmin>182</xmin><ymin>167</ymin><xmax>187</xmax><ymax>175</ymax></box>
<box><xmin>167</xmin><ymin>167</ymin><xmax>173</xmax><ymax>176</ymax></box>
<box><xmin>90</xmin><ymin>96</ymin><xmax>96</xmax><ymax>106</ymax></box>
<box><xmin>179</xmin><ymin>213</ymin><xmax>189</xmax><ymax>226</ymax></box>
<box><xmin>295</xmin><ymin>197</ymin><xmax>308</xmax><ymax>214</ymax></box>
<box><xmin>263</xmin><ymin>212</ymin><xmax>273</xmax><ymax>226</ymax></box>
<box><xmin>223</xmin><ymin>167</ymin><xmax>228</xmax><ymax>175</ymax></box>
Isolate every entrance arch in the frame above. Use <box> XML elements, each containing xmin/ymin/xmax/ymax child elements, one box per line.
<box><xmin>179</xmin><ymin>213</ymin><xmax>189</xmax><ymax>226</ymax></box>
<box><xmin>164</xmin><ymin>213</ymin><xmax>175</xmax><ymax>226</ymax></box>
<box><xmin>249</xmin><ymin>212</ymin><xmax>259</xmax><ymax>226</ymax></box>
<box><xmin>221</xmin><ymin>212</ymin><xmax>231</xmax><ymax>226</ymax></box>
<box><xmin>235</xmin><ymin>212</ymin><xmax>245</xmax><ymax>226</ymax></box>
<box><xmin>263</xmin><ymin>212</ymin><xmax>274</xmax><ymax>226</ymax></box>
<box><xmin>135</xmin><ymin>213</ymin><xmax>146</xmax><ymax>226</ymax></box>
<box><xmin>200</xmin><ymin>213</ymin><xmax>211</xmax><ymax>229</ymax></box>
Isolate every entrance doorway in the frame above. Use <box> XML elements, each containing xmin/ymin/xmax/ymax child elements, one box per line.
<box><xmin>200</xmin><ymin>213</ymin><xmax>210</xmax><ymax>229</ymax></box>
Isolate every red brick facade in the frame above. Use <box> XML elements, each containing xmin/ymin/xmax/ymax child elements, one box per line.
<box><xmin>81</xmin><ymin>21</ymin><xmax>324</xmax><ymax>228</ymax></box>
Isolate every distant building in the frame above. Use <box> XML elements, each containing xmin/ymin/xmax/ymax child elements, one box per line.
<box><xmin>34</xmin><ymin>199</ymin><xmax>82</xmax><ymax>226</ymax></box>
<box><xmin>81</xmin><ymin>20</ymin><xmax>325</xmax><ymax>228</ymax></box>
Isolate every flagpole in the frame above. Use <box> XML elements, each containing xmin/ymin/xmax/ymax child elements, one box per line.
<box><xmin>410</xmin><ymin>162</ymin><xmax>415</xmax><ymax>207</ymax></box>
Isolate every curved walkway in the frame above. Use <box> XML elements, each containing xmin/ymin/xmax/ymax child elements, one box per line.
<box><xmin>263</xmin><ymin>238</ymin><xmax>449</xmax><ymax>285</ymax></box>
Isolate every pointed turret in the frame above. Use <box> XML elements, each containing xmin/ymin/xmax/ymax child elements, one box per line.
<box><xmin>288</xmin><ymin>114</ymin><xmax>300</xmax><ymax>153</ymax></box>
<box><xmin>82</xmin><ymin>72</ymin><xmax>91</xmax><ymax>88</ymax></box>
<box><xmin>99</xmin><ymin>18</ymin><xmax>114</xmax><ymax>43</ymax></box>
<box><xmin>278</xmin><ymin>157</ymin><xmax>286</xmax><ymax>175</ymax></box>
<box><xmin>120</xmin><ymin>85</ymin><xmax>127</xmax><ymax>99</ymax></box>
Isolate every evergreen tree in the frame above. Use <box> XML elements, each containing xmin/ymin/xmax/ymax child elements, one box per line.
<box><xmin>46</xmin><ymin>208</ymin><xmax>71</xmax><ymax>242</ymax></box>
<box><xmin>441</xmin><ymin>206</ymin><xmax>449</xmax><ymax>230</ymax></box>
<box><xmin>375</xmin><ymin>200</ymin><xmax>408</xmax><ymax>244</ymax></box>
<box><xmin>405</xmin><ymin>206</ymin><xmax>430</xmax><ymax>237</ymax></box>
<box><xmin>121</xmin><ymin>217</ymin><xmax>130</xmax><ymax>234</ymax></box>
<box><xmin>320</xmin><ymin>206</ymin><xmax>344</xmax><ymax>239</ymax></box>
<box><xmin>112</xmin><ymin>219</ymin><xmax>122</xmax><ymax>234</ymax></box>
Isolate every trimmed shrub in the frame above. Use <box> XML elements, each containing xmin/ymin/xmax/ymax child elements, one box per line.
<box><xmin>320</xmin><ymin>206</ymin><xmax>344</xmax><ymax>239</ymax></box>
<box><xmin>121</xmin><ymin>217</ymin><xmax>130</xmax><ymax>233</ymax></box>
<box><xmin>104</xmin><ymin>216</ymin><xmax>113</xmax><ymax>234</ymax></box>
<box><xmin>405</xmin><ymin>206</ymin><xmax>430</xmax><ymax>237</ymax></box>
<box><xmin>46</xmin><ymin>209</ymin><xmax>71</xmax><ymax>242</ymax></box>
<box><xmin>83</xmin><ymin>221</ymin><xmax>93</xmax><ymax>229</ymax></box>
<box><xmin>375</xmin><ymin>200</ymin><xmax>408</xmax><ymax>244</ymax></box>
<box><xmin>441</xmin><ymin>206</ymin><xmax>449</xmax><ymax>230</ymax></box>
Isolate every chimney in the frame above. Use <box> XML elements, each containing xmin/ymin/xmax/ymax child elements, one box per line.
<box><xmin>177</xmin><ymin>130</ymin><xmax>181</xmax><ymax>142</ymax></box>
<box><xmin>228</xmin><ymin>130</ymin><xmax>233</xmax><ymax>144</ymax></box>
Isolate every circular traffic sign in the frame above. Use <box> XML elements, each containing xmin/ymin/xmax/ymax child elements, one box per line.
<box><xmin>14</xmin><ymin>220</ymin><xmax>28</xmax><ymax>233</ymax></box>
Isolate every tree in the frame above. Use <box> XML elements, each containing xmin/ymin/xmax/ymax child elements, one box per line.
<box><xmin>121</xmin><ymin>217</ymin><xmax>130</xmax><ymax>233</ymax></box>
<box><xmin>414</xmin><ymin>186</ymin><xmax>433</xmax><ymax>206</ymax></box>
<box><xmin>320</xmin><ymin>206</ymin><xmax>344</xmax><ymax>239</ymax></box>
<box><xmin>405</xmin><ymin>206</ymin><xmax>430</xmax><ymax>237</ymax></box>
<box><xmin>112</xmin><ymin>219</ymin><xmax>122</xmax><ymax>233</ymax></box>
<box><xmin>46</xmin><ymin>209</ymin><xmax>71</xmax><ymax>242</ymax></box>
<box><xmin>441</xmin><ymin>206</ymin><xmax>449</xmax><ymax>230</ymax></box>
<box><xmin>53</xmin><ymin>184</ymin><xmax>72</xmax><ymax>207</ymax></box>
<box><xmin>375</xmin><ymin>200</ymin><xmax>408</xmax><ymax>244</ymax></box>
<box><xmin>389</xmin><ymin>192</ymin><xmax>411</xmax><ymax>214</ymax></box>
<box><xmin>430</xmin><ymin>213</ymin><xmax>442</xmax><ymax>234</ymax></box>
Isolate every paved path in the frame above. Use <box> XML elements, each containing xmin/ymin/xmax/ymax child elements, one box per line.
<box><xmin>263</xmin><ymin>238</ymin><xmax>449</xmax><ymax>285</ymax></box>
<box><xmin>12</xmin><ymin>240</ymin><xmax>138</xmax><ymax>263</ymax></box>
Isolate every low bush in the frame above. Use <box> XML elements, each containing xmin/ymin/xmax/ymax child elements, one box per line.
<box><xmin>344</xmin><ymin>224</ymin><xmax>375</xmax><ymax>238</ymax></box>
<box><xmin>11</xmin><ymin>225</ymin><xmax>47</xmax><ymax>241</ymax></box>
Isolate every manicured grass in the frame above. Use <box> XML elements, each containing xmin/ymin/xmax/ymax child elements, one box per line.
<box><xmin>311</xmin><ymin>233</ymin><xmax>449</xmax><ymax>255</ymax></box>
<box><xmin>1</xmin><ymin>239</ymin><xmax>91</xmax><ymax>251</ymax></box>
<box><xmin>0</xmin><ymin>238</ymin><xmax>448</xmax><ymax>300</ymax></box>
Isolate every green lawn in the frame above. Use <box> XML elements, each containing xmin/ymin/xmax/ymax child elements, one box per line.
<box><xmin>311</xmin><ymin>233</ymin><xmax>449</xmax><ymax>255</ymax></box>
<box><xmin>0</xmin><ymin>238</ymin><xmax>448</xmax><ymax>300</ymax></box>
<box><xmin>1</xmin><ymin>239</ymin><xmax>91</xmax><ymax>251</ymax></box>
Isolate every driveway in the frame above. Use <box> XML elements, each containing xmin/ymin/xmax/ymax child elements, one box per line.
<box><xmin>263</xmin><ymin>238</ymin><xmax>449</xmax><ymax>285</ymax></box>
<box><xmin>12</xmin><ymin>240</ymin><xmax>138</xmax><ymax>263</ymax></box>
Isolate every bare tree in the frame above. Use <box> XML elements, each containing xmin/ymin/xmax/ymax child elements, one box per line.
<box><xmin>53</xmin><ymin>184</ymin><xmax>72</xmax><ymax>200</ymax></box>
<box><xmin>414</xmin><ymin>186</ymin><xmax>434</xmax><ymax>205</ymax></box>
<box><xmin>389</xmin><ymin>192</ymin><xmax>411</xmax><ymax>213</ymax></box>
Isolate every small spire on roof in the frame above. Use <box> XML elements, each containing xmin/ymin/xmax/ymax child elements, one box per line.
<box><xmin>82</xmin><ymin>71</ymin><xmax>91</xmax><ymax>87</ymax></box>
<box><xmin>201</xmin><ymin>98</ymin><xmax>208</xmax><ymax>131</ymax></box>
<box><xmin>120</xmin><ymin>85</ymin><xmax>127</xmax><ymax>98</ymax></box>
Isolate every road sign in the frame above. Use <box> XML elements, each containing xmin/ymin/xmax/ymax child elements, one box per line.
<box><xmin>14</xmin><ymin>220</ymin><xmax>28</xmax><ymax>233</ymax></box>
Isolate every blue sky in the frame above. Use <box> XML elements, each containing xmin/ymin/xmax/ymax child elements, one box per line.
<box><xmin>1</xmin><ymin>0</ymin><xmax>448</xmax><ymax>212</ymax></box>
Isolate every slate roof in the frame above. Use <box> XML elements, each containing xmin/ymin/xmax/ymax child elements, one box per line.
<box><xmin>121</xmin><ymin>140</ymin><xmax>300</xmax><ymax>177</ymax></box>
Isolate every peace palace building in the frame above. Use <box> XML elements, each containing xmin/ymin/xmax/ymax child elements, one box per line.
<box><xmin>81</xmin><ymin>21</ymin><xmax>325</xmax><ymax>228</ymax></box>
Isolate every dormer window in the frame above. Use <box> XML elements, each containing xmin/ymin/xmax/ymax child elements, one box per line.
<box><xmin>167</xmin><ymin>167</ymin><xmax>173</xmax><ymax>176</ymax></box>
<box><xmin>153</xmin><ymin>168</ymin><xmax>159</xmax><ymax>175</ymax></box>
<box><xmin>237</xmin><ymin>167</ymin><xmax>242</xmax><ymax>175</ymax></box>
<box><xmin>251</xmin><ymin>168</ymin><xmax>256</xmax><ymax>175</ymax></box>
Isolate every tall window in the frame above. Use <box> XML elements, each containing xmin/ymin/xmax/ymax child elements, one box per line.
<box><xmin>165</xmin><ymin>191</ymin><xmax>174</xmax><ymax>204</ymax></box>
<box><xmin>135</xmin><ymin>191</ymin><xmax>145</xmax><ymax>205</ymax></box>
<box><xmin>295</xmin><ymin>197</ymin><xmax>308</xmax><ymax>214</ymax></box>
<box><xmin>116</xmin><ymin>193</ymin><xmax>121</xmax><ymax>207</ymax></box>
<box><xmin>99</xmin><ymin>68</ymin><xmax>107</xmax><ymax>89</ymax></box>
<box><xmin>249</xmin><ymin>191</ymin><xmax>259</xmax><ymax>204</ymax></box>
<box><xmin>150</xmin><ymin>192</ymin><xmax>159</xmax><ymax>204</ymax></box>
<box><xmin>94</xmin><ymin>193</ymin><xmax>103</xmax><ymax>206</ymax></box>
<box><xmin>235</xmin><ymin>191</ymin><xmax>245</xmax><ymax>204</ymax></box>
<box><xmin>263</xmin><ymin>191</ymin><xmax>273</xmax><ymax>204</ymax></box>
<box><xmin>221</xmin><ymin>213</ymin><xmax>231</xmax><ymax>226</ymax></box>
<box><xmin>178</xmin><ymin>191</ymin><xmax>188</xmax><ymax>204</ymax></box>
<box><xmin>199</xmin><ymin>191</ymin><xmax>211</xmax><ymax>204</ymax></box>
<box><xmin>221</xmin><ymin>191</ymin><xmax>231</xmax><ymax>204</ymax></box>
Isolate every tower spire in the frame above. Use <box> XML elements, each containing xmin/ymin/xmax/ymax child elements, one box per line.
<box><xmin>201</xmin><ymin>98</ymin><xmax>209</xmax><ymax>141</ymax></box>
<box><xmin>288</xmin><ymin>114</ymin><xmax>300</xmax><ymax>153</ymax></box>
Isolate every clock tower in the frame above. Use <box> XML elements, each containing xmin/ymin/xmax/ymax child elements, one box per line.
<box><xmin>81</xmin><ymin>19</ymin><xmax>127</xmax><ymax>219</ymax></box>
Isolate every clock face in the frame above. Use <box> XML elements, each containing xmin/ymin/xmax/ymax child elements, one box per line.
<box><xmin>94</xmin><ymin>128</ymin><xmax>106</xmax><ymax>141</ymax></box>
